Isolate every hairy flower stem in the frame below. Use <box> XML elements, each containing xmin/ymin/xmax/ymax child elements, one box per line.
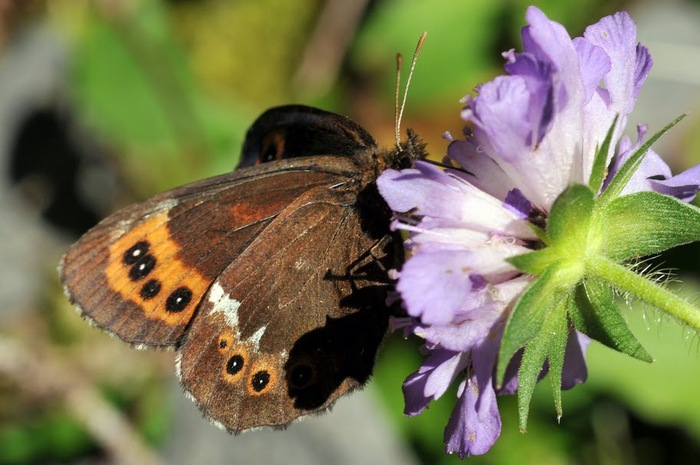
<box><xmin>587</xmin><ymin>256</ymin><xmax>700</xmax><ymax>331</ymax></box>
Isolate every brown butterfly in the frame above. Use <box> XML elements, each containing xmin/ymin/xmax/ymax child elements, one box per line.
<box><xmin>59</xmin><ymin>104</ymin><xmax>427</xmax><ymax>433</ymax></box>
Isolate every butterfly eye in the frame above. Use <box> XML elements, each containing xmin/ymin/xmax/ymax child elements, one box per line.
<box><xmin>396</xmin><ymin>149</ymin><xmax>414</xmax><ymax>169</ymax></box>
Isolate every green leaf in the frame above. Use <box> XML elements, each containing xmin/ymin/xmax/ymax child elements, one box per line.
<box><xmin>569</xmin><ymin>281</ymin><xmax>653</xmax><ymax>362</ymax></box>
<box><xmin>588</xmin><ymin>115</ymin><xmax>619</xmax><ymax>195</ymax></box>
<box><xmin>598</xmin><ymin>191</ymin><xmax>700</xmax><ymax>261</ymax></box>
<box><xmin>600</xmin><ymin>114</ymin><xmax>686</xmax><ymax>203</ymax></box>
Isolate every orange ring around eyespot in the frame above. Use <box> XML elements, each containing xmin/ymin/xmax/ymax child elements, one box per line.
<box><xmin>246</xmin><ymin>353</ymin><xmax>279</xmax><ymax>396</ymax></box>
<box><xmin>221</xmin><ymin>344</ymin><xmax>249</xmax><ymax>385</ymax></box>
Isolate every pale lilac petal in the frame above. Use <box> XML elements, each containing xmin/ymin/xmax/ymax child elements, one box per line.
<box><xmin>584</xmin><ymin>12</ymin><xmax>652</xmax><ymax>112</ymax></box>
<box><xmin>397</xmin><ymin>251</ymin><xmax>487</xmax><ymax>325</ymax></box>
<box><xmin>377</xmin><ymin>163</ymin><xmax>454</xmax><ymax>215</ymax></box>
<box><xmin>606</xmin><ymin>125</ymin><xmax>699</xmax><ymax>200</ymax></box>
<box><xmin>465</xmin><ymin>75</ymin><xmax>532</xmax><ymax>166</ymax></box>
<box><xmin>446</xmin><ymin>139</ymin><xmax>514</xmax><ymax>200</ymax></box>
<box><xmin>415</xmin><ymin>307</ymin><xmax>500</xmax><ymax>353</ymax></box>
<box><xmin>650</xmin><ymin>164</ymin><xmax>700</xmax><ymax>202</ymax></box>
<box><xmin>425</xmin><ymin>352</ymin><xmax>470</xmax><ymax>399</ymax></box>
<box><xmin>572</xmin><ymin>37</ymin><xmax>611</xmax><ymax>103</ymax></box>
<box><xmin>522</xmin><ymin>6</ymin><xmax>578</xmax><ymax>77</ymax></box>
<box><xmin>414</xmin><ymin>277</ymin><xmax>530</xmax><ymax>352</ymax></box>
<box><xmin>503</xmin><ymin>52</ymin><xmax>556</xmax><ymax>146</ymax></box>
<box><xmin>444</xmin><ymin>378</ymin><xmax>500</xmax><ymax>458</ymax></box>
<box><xmin>620</xmin><ymin>148</ymin><xmax>672</xmax><ymax>195</ymax></box>
<box><xmin>561</xmin><ymin>331</ymin><xmax>590</xmax><ymax>389</ymax></box>
<box><xmin>379</xmin><ymin>162</ymin><xmax>535</xmax><ymax>239</ymax></box>
<box><xmin>444</xmin><ymin>340</ymin><xmax>501</xmax><ymax>457</ymax></box>
<box><xmin>403</xmin><ymin>349</ymin><xmax>465</xmax><ymax>416</ymax></box>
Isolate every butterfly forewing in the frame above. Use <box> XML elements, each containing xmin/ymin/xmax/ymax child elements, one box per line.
<box><xmin>60</xmin><ymin>157</ymin><xmax>365</xmax><ymax>347</ymax></box>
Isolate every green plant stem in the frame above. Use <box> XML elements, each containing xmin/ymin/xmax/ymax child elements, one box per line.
<box><xmin>587</xmin><ymin>256</ymin><xmax>700</xmax><ymax>331</ymax></box>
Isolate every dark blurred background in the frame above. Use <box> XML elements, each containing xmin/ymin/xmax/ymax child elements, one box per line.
<box><xmin>1</xmin><ymin>0</ymin><xmax>700</xmax><ymax>464</ymax></box>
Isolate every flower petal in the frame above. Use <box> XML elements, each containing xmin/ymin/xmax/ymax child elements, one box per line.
<box><xmin>561</xmin><ymin>331</ymin><xmax>590</xmax><ymax>390</ymax></box>
<box><xmin>444</xmin><ymin>340</ymin><xmax>501</xmax><ymax>457</ymax></box>
<box><xmin>403</xmin><ymin>349</ymin><xmax>466</xmax><ymax>416</ymax></box>
<box><xmin>397</xmin><ymin>251</ymin><xmax>485</xmax><ymax>325</ymax></box>
<box><xmin>584</xmin><ymin>12</ymin><xmax>652</xmax><ymax>113</ymax></box>
<box><xmin>650</xmin><ymin>164</ymin><xmax>700</xmax><ymax>202</ymax></box>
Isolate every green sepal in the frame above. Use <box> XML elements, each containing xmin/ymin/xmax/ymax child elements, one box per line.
<box><xmin>598</xmin><ymin>191</ymin><xmax>700</xmax><ymax>261</ymax></box>
<box><xmin>516</xmin><ymin>294</ymin><xmax>569</xmax><ymax>431</ymax></box>
<box><xmin>548</xmin><ymin>183</ymin><xmax>595</xmax><ymax>247</ymax></box>
<box><xmin>600</xmin><ymin>114</ymin><xmax>686</xmax><ymax>203</ymax></box>
<box><xmin>508</xmin><ymin>249</ymin><xmax>558</xmax><ymax>275</ymax></box>
<box><xmin>497</xmin><ymin>263</ymin><xmax>569</xmax><ymax>386</ymax></box>
<box><xmin>588</xmin><ymin>115</ymin><xmax>619</xmax><ymax>195</ymax></box>
<box><xmin>509</xmin><ymin>184</ymin><xmax>594</xmax><ymax>287</ymax></box>
<box><xmin>570</xmin><ymin>280</ymin><xmax>653</xmax><ymax>362</ymax></box>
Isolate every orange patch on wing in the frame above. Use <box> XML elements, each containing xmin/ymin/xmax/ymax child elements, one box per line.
<box><xmin>105</xmin><ymin>213</ymin><xmax>210</xmax><ymax>327</ymax></box>
<box><xmin>230</xmin><ymin>199</ymin><xmax>284</xmax><ymax>225</ymax></box>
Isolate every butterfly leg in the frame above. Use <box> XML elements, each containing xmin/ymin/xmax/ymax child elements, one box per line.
<box><xmin>345</xmin><ymin>234</ymin><xmax>399</xmax><ymax>285</ymax></box>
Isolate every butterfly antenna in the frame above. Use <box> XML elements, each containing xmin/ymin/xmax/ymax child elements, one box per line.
<box><xmin>395</xmin><ymin>32</ymin><xmax>427</xmax><ymax>150</ymax></box>
<box><xmin>394</xmin><ymin>52</ymin><xmax>404</xmax><ymax>149</ymax></box>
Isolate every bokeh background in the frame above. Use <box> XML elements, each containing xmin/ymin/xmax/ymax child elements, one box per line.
<box><xmin>1</xmin><ymin>0</ymin><xmax>700</xmax><ymax>464</ymax></box>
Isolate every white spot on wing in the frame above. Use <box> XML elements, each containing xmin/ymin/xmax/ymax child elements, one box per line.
<box><xmin>208</xmin><ymin>282</ymin><xmax>240</xmax><ymax>329</ymax></box>
<box><xmin>246</xmin><ymin>326</ymin><xmax>266</xmax><ymax>351</ymax></box>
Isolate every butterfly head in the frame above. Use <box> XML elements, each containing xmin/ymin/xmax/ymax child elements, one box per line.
<box><xmin>377</xmin><ymin>127</ymin><xmax>427</xmax><ymax>174</ymax></box>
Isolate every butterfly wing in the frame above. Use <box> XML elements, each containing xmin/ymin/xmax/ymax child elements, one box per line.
<box><xmin>177</xmin><ymin>182</ymin><xmax>393</xmax><ymax>432</ymax></box>
<box><xmin>61</xmin><ymin>104</ymin><xmax>403</xmax><ymax>432</ymax></box>
<box><xmin>60</xmin><ymin>157</ymin><xmax>366</xmax><ymax>347</ymax></box>
<box><xmin>238</xmin><ymin>104</ymin><xmax>379</xmax><ymax>167</ymax></box>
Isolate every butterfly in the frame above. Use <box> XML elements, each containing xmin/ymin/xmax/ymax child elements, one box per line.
<box><xmin>59</xmin><ymin>103</ymin><xmax>427</xmax><ymax>433</ymax></box>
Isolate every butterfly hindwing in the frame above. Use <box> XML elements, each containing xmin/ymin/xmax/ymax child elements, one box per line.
<box><xmin>178</xmin><ymin>183</ymin><xmax>392</xmax><ymax>432</ymax></box>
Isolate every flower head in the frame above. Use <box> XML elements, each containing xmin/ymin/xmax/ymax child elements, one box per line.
<box><xmin>379</xmin><ymin>6</ymin><xmax>700</xmax><ymax>457</ymax></box>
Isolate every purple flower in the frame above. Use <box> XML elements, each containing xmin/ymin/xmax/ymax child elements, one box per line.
<box><xmin>378</xmin><ymin>6</ymin><xmax>700</xmax><ymax>457</ymax></box>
